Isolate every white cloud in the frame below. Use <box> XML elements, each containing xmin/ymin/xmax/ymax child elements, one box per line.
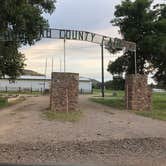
<box><xmin>20</xmin><ymin>0</ymin><xmax>126</xmax><ymax>81</ymax></box>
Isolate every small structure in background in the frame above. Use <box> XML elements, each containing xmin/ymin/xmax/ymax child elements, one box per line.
<box><xmin>0</xmin><ymin>75</ymin><xmax>50</xmax><ymax>93</ymax></box>
<box><xmin>79</xmin><ymin>77</ymin><xmax>92</xmax><ymax>94</ymax></box>
<box><xmin>0</xmin><ymin>70</ymin><xmax>92</xmax><ymax>93</ymax></box>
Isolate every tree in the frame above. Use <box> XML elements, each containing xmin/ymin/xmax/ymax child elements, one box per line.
<box><xmin>0</xmin><ymin>0</ymin><xmax>56</xmax><ymax>79</ymax></box>
<box><xmin>108</xmin><ymin>0</ymin><xmax>166</xmax><ymax>85</ymax></box>
<box><xmin>104</xmin><ymin>77</ymin><xmax>125</xmax><ymax>90</ymax></box>
<box><xmin>0</xmin><ymin>42</ymin><xmax>25</xmax><ymax>79</ymax></box>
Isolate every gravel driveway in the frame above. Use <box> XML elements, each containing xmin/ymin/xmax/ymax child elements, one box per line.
<box><xmin>0</xmin><ymin>95</ymin><xmax>166</xmax><ymax>166</ymax></box>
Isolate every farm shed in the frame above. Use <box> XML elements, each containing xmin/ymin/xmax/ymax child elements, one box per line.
<box><xmin>0</xmin><ymin>75</ymin><xmax>92</xmax><ymax>93</ymax></box>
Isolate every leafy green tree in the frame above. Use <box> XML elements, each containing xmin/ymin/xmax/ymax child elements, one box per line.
<box><xmin>0</xmin><ymin>42</ymin><xmax>25</xmax><ymax>79</ymax></box>
<box><xmin>108</xmin><ymin>0</ymin><xmax>166</xmax><ymax>85</ymax></box>
<box><xmin>104</xmin><ymin>76</ymin><xmax>125</xmax><ymax>90</ymax></box>
<box><xmin>0</xmin><ymin>0</ymin><xmax>56</xmax><ymax>78</ymax></box>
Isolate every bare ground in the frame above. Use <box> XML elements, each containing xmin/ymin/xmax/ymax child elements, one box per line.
<box><xmin>0</xmin><ymin>95</ymin><xmax>166</xmax><ymax>166</ymax></box>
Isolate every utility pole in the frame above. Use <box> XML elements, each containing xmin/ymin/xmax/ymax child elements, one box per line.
<box><xmin>43</xmin><ymin>57</ymin><xmax>47</xmax><ymax>93</ymax></box>
<box><xmin>52</xmin><ymin>56</ymin><xmax>54</xmax><ymax>73</ymax></box>
<box><xmin>101</xmin><ymin>44</ymin><xmax>105</xmax><ymax>97</ymax></box>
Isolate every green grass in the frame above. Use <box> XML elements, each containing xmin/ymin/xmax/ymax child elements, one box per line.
<box><xmin>0</xmin><ymin>97</ymin><xmax>8</xmax><ymax>108</ymax></box>
<box><xmin>93</xmin><ymin>89</ymin><xmax>124</xmax><ymax>96</ymax></box>
<box><xmin>90</xmin><ymin>97</ymin><xmax>124</xmax><ymax>110</ymax></box>
<box><xmin>135</xmin><ymin>93</ymin><xmax>166</xmax><ymax>121</ymax></box>
<box><xmin>0</xmin><ymin>91</ymin><xmax>41</xmax><ymax>96</ymax></box>
<box><xmin>135</xmin><ymin>110</ymin><xmax>166</xmax><ymax>121</ymax></box>
<box><xmin>91</xmin><ymin>89</ymin><xmax>125</xmax><ymax>109</ymax></box>
<box><xmin>0</xmin><ymin>96</ymin><xmax>26</xmax><ymax>109</ymax></box>
<box><xmin>90</xmin><ymin>89</ymin><xmax>166</xmax><ymax>121</ymax></box>
<box><xmin>43</xmin><ymin>111</ymin><xmax>83</xmax><ymax>122</ymax></box>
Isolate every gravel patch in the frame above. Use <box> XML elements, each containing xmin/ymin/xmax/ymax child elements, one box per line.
<box><xmin>0</xmin><ymin>138</ymin><xmax>166</xmax><ymax>166</ymax></box>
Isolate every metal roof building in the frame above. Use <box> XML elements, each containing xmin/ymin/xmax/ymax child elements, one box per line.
<box><xmin>0</xmin><ymin>75</ymin><xmax>92</xmax><ymax>93</ymax></box>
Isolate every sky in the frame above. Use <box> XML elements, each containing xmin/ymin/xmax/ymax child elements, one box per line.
<box><xmin>20</xmin><ymin>0</ymin><xmax>165</xmax><ymax>82</ymax></box>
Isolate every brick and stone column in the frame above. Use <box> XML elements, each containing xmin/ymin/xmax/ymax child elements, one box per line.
<box><xmin>125</xmin><ymin>74</ymin><xmax>152</xmax><ymax>111</ymax></box>
<box><xmin>50</xmin><ymin>72</ymin><xmax>79</xmax><ymax>112</ymax></box>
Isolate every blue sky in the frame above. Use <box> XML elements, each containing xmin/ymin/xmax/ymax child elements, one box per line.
<box><xmin>20</xmin><ymin>0</ymin><xmax>165</xmax><ymax>82</ymax></box>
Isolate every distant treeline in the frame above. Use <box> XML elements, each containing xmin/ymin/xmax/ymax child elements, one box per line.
<box><xmin>150</xmin><ymin>83</ymin><xmax>166</xmax><ymax>90</ymax></box>
<box><xmin>93</xmin><ymin>77</ymin><xmax>125</xmax><ymax>90</ymax></box>
<box><xmin>93</xmin><ymin>77</ymin><xmax>166</xmax><ymax>90</ymax></box>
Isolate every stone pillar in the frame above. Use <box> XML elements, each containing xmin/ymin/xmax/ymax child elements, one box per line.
<box><xmin>125</xmin><ymin>74</ymin><xmax>152</xmax><ymax>111</ymax></box>
<box><xmin>50</xmin><ymin>72</ymin><xmax>79</xmax><ymax>112</ymax></box>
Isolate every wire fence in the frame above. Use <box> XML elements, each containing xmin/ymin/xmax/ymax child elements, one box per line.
<box><xmin>79</xmin><ymin>88</ymin><xmax>93</xmax><ymax>94</ymax></box>
<box><xmin>0</xmin><ymin>86</ymin><xmax>44</xmax><ymax>94</ymax></box>
<box><xmin>0</xmin><ymin>87</ymin><xmax>93</xmax><ymax>95</ymax></box>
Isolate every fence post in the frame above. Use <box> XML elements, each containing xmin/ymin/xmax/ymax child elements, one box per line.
<box><xmin>91</xmin><ymin>88</ymin><xmax>93</xmax><ymax>94</ymax></box>
<box><xmin>5</xmin><ymin>86</ymin><xmax>7</xmax><ymax>92</ymax></box>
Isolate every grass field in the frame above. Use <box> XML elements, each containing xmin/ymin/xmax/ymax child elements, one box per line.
<box><xmin>0</xmin><ymin>91</ymin><xmax>41</xmax><ymax>109</ymax></box>
<box><xmin>0</xmin><ymin>97</ymin><xmax>8</xmax><ymax>109</ymax></box>
<box><xmin>136</xmin><ymin>93</ymin><xmax>166</xmax><ymax>121</ymax></box>
<box><xmin>91</xmin><ymin>90</ymin><xmax>124</xmax><ymax>110</ymax></box>
<box><xmin>0</xmin><ymin>96</ymin><xmax>26</xmax><ymax>109</ymax></box>
<box><xmin>0</xmin><ymin>91</ymin><xmax>41</xmax><ymax>95</ymax></box>
<box><xmin>90</xmin><ymin>89</ymin><xmax>166</xmax><ymax>121</ymax></box>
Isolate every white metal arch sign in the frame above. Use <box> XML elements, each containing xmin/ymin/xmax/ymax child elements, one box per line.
<box><xmin>0</xmin><ymin>28</ymin><xmax>136</xmax><ymax>52</ymax></box>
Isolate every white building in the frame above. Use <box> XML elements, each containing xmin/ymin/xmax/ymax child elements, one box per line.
<box><xmin>0</xmin><ymin>75</ymin><xmax>92</xmax><ymax>93</ymax></box>
<box><xmin>79</xmin><ymin>77</ymin><xmax>92</xmax><ymax>93</ymax></box>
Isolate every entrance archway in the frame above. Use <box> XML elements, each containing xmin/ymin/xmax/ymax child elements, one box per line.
<box><xmin>0</xmin><ymin>28</ymin><xmax>152</xmax><ymax>111</ymax></box>
<box><xmin>0</xmin><ymin>28</ymin><xmax>137</xmax><ymax>98</ymax></box>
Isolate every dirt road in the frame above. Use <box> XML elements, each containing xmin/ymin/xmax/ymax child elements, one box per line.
<box><xmin>0</xmin><ymin>95</ymin><xmax>166</xmax><ymax>166</ymax></box>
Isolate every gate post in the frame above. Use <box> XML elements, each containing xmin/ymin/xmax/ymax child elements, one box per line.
<box><xmin>50</xmin><ymin>72</ymin><xmax>79</xmax><ymax>112</ymax></box>
<box><xmin>125</xmin><ymin>74</ymin><xmax>152</xmax><ymax>111</ymax></box>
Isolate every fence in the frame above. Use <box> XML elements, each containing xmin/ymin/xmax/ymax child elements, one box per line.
<box><xmin>0</xmin><ymin>86</ymin><xmax>93</xmax><ymax>95</ymax></box>
<box><xmin>79</xmin><ymin>88</ymin><xmax>93</xmax><ymax>94</ymax></box>
<box><xmin>0</xmin><ymin>86</ymin><xmax>44</xmax><ymax>94</ymax></box>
